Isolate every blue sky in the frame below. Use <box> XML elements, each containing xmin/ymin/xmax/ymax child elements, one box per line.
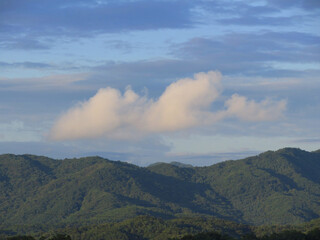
<box><xmin>0</xmin><ymin>0</ymin><xmax>319</xmax><ymax>165</ymax></box>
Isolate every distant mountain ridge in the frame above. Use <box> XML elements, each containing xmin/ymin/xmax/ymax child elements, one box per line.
<box><xmin>0</xmin><ymin>148</ymin><xmax>319</xmax><ymax>231</ymax></box>
<box><xmin>148</xmin><ymin>161</ymin><xmax>193</xmax><ymax>168</ymax></box>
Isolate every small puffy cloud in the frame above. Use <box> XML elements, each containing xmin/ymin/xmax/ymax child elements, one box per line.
<box><xmin>50</xmin><ymin>86</ymin><xmax>145</xmax><ymax>140</ymax></box>
<box><xmin>49</xmin><ymin>71</ymin><xmax>286</xmax><ymax>141</ymax></box>
<box><xmin>223</xmin><ymin>94</ymin><xmax>287</xmax><ymax>121</ymax></box>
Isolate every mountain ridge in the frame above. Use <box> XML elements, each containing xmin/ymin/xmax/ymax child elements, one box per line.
<box><xmin>0</xmin><ymin>147</ymin><xmax>319</xmax><ymax>231</ymax></box>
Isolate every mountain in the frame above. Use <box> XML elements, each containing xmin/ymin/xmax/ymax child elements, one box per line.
<box><xmin>149</xmin><ymin>161</ymin><xmax>193</xmax><ymax>168</ymax></box>
<box><xmin>148</xmin><ymin>148</ymin><xmax>320</xmax><ymax>225</ymax></box>
<box><xmin>0</xmin><ymin>148</ymin><xmax>319</xmax><ymax>233</ymax></box>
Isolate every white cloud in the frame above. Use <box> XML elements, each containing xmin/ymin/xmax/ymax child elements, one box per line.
<box><xmin>49</xmin><ymin>71</ymin><xmax>286</xmax><ymax>140</ymax></box>
<box><xmin>144</xmin><ymin>71</ymin><xmax>222</xmax><ymax>131</ymax></box>
<box><xmin>50</xmin><ymin>86</ymin><xmax>143</xmax><ymax>140</ymax></box>
<box><xmin>223</xmin><ymin>94</ymin><xmax>287</xmax><ymax>121</ymax></box>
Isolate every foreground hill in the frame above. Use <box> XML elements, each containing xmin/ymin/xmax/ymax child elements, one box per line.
<box><xmin>0</xmin><ymin>148</ymin><xmax>319</xmax><ymax>233</ymax></box>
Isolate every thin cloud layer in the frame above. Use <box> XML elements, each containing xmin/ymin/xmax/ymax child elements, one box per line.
<box><xmin>1</xmin><ymin>0</ymin><xmax>192</xmax><ymax>32</ymax></box>
<box><xmin>50</xmin><ymin>71</ymin><xmax>286</xmax><ymax>140</ymax></box>
<box><xmin>0</xmin><ymin>73</ymin><xmax>89</xmax><ymax>90</ymax></box>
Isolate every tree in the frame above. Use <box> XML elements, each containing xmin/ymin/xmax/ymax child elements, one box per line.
<box><xmin>7</xmin><ymin>236</ymin><xmax>36</xmax><ymax>240</ymax></box>
<box><xmin>306</xmin><ymin>228</ymin><xmax>320</xmax><ymax>240</ymax></box>
<box><xmin>47</xmin><ymin>234</ymin><xmax>71</xmax><ymax>240</ymax></box>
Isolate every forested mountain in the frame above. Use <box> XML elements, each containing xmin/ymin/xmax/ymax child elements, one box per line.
<box><xmin>0</xmin><ymin>148</ymin><xmax>319</xmax><ymax>236</ymax></box>
<box><xmin>148</xmin><ymin>148</ymin><xmax>320</xmax><ymax>225</ymax></box>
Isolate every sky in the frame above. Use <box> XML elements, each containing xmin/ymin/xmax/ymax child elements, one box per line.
<box><xmin>0</xmin><ymin>0</ymin><xmax>319</xmax><ymax>166</ymax></box>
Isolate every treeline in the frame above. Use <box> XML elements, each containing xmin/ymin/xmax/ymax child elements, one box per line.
<box><xmin>2</xmin><ymin>215</ymin><xmax>320</xmax><ymax>240</ymax></box>
<box><xmin>0</xmin><ymin>215</ymin><xmax>252</xmax><ymax>240</ymax></box>
<box><xmin>5</xmin><ymin>228</ymin><xmax>320</xmax><ymax>240</ymax></box>
<box><xmin>174</xmin><ymin>228</ymin><xmax>320</xmax><ymax>240</ymax></box>
<box><xmin>6</xmin><ymin>234</ymin><xmax>71</xmax><ymax>240</ymax></box>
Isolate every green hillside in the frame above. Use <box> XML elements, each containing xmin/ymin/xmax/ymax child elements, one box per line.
<box><xmin>0</xmin><ymin>148</ymin><xmax>319</xmax><ymax>236</ymax></box>
<box><xmin>148</xmin><ymin>148</ymin><xmax>320</xmax><ymax>225</ymax></box>
<box><xmin>196</xmin><ymin>148</ymin><xmax>320</xmax><ymax>225</ymax></box>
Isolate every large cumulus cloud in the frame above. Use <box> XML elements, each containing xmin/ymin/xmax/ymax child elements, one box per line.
<box><xmin>49</xmin><ymin>71</ymin><xmax>286</xmax><ymax>140</ymax></box>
